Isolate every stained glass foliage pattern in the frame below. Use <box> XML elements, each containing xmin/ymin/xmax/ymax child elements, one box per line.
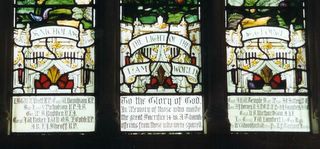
<box><xmin>16</xmin><ymin>0</ymin><xmax>93</xmax><ymax>5</ymax></box>
<box><xmin>227</xmin><ymin>0</ymin><xmax>303</xmax><ymax>7</ymax></box>
<box><xmin>120</xmin><ymin>0</ymin><xmax>201</xmax><ymax>94</ymax></box>
<box><xmin>13</xmin><ymin>0</ymin><xmax>95</xmax><ymax>94</ymax></box>
<box><xmin>226</xmin><ymin>0</ymin><xmax>307</xmax><ymax>94</ymax></box>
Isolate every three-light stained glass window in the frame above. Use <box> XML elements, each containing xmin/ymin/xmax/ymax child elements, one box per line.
<box><xmin>120</xmin><ymin>0</ymin><xmax>203</xmax><ymax>133</ymax></box>
<box><xmin>226</xmin><ymin>0</ymin><xmax>310</xmax><ymax>132</ymax></box>
<box><xmin>12</xmin><ymin>0</ymin><xmax>95</xmax><ymax>133</ymax></box>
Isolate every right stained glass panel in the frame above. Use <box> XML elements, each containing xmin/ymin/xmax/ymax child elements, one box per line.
<box><xmin>226</xmin><ymin>0</ymin><xmax>310</xmax><ymax>132</ymax></box>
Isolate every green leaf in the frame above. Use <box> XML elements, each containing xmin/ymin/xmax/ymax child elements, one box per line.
<box><xmin>256</xmin><ymin>0</ymin><xmax>282</xmax><ymax>6</ymax></box>
<box><xmin>228</xmin><ymin>13</ymin><xmax>244</xmax><ymax>29</ymax></box>
<box><xmin>81</xmin><ymin>20</ymin><xmax>92</xmax><ymax>29</ymax></box>
<box><xmin>294</xmin><ymin>24</ymin><xmax>304</xmax><ymax>30</ymax></box>
<box><xmin>72</xmin><ymin>7</ymin><xmax>83</xmax><ymax>14</ymax></box>
<box><xmin>84</xmin><ymin>8</ymin><xmax>93</xmax><ymax>21</ymax></box>
<box><xmin>167</xmin><ymin>13</ymin><xmax>184</xmax><ymax>24</ymax></box>
<box><xmin>185</xmin><ymin>15</ymin><xmax>198</xmax><ymax>23</ymax></box>
<box><xmin>291</xmin><ymin>18</ymin><xmax>297</xmax><ymax>23</ymax></box>
<box><xmin>17</xmin><ymin>8</ymin><xmax>34</xmax><ymax>14</ymax></box>
<box><xmin>139</xmin><ymin>16</ymin><xmax>157</xmax><ymax>24</ymax></box>
<box><xmin>182</xmin><ymin>6</ymin><xmax>189</xmax><ymax>12</ymax></box>
<box><xmin>17</xmin><ymin>0</ymin><xmax>35</xmax><ymax>5</ymax></box>
<box><xmin>72</xmin><ymin>7</ymin><xmax>84</xmax><ymax>20</ymax></box>
<box><xmin>19</xmin><ymin>14</ymin><xmax>32</xmax><ymax>22</ymax></box>
<box><xmin>244</xmin><ymin>0</ymin><xmax>257</xmax><ymax>6</ymax></box>
<box><xmin>46</xmin><ymin>0</ymin><xmax>74</xmax><ymax>5</ymax></box>
<box><xmin>73</xmin><ymin>13</ymin><xmax>84</xmax><ymax>20</ymax></box>
<box><xmin>48</xmin><ymin>15</ymin><xmax>59</xmax><ymax>20</ymax></box>
<box><xmin>50</xmin><ymin>8</ymin><xmax>72</xmax><ymax>15</ymax></box>
<box><xmin>276</xmin><ymin>15</ymin><xmax>287</xmax><ymax>27</ymax></box>
<box><xmin>228</xmin><ymin>0</ymin><xmax>244</xmax><ymax>6</ymax></box>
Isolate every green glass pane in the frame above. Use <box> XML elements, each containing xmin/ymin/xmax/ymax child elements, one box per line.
<box><xmin>81</xmin><ymin>20</ymin><xmax>93</xmax><ymax>29</ymax></box>
<box><xmin>16</xmin><ymin>0</ymin><xmax>35</xmax><ymax>5</ymax></box>
<box><xmin>50</xmin><ymin>8</ymin><xmax>72</xmax><ymax>15</ymax></box>
<box><xmin>139</xmin><ymin>16</ymin><xmax>157</xmax><ymax>23</ymax></box>
<box><xmin>16</xmin><ymin>7</ymin><xmax>33</xmax><ymax>24</ymax></box>
<box><xmin>16</xmin><ymin>14</ymin><xmax>32</xmax><ymax>24</ymax></box>
<box><xmin>45</xmin><ymin>0</ymin><xmax>74</xmax><ymax>5</ymax></box>
<box><xmin>256</xmin><ymin>0</ymin><xmax>283</xmax><ymax>7</ymax></box>
<box><xmin>15</xmin><ymin>6</ymin><xmax>96</xmax><ymax>28</ymax></box>
<box><xmin>227</xmin><ymin>13</ymin><xmax>244</xmax><ymax>29</ymax></box>
<box><xmin>185</xmin><ymin>14</ymin><xmax>198</xmax><ymax>23</ymax></box>
<box><xmin>16</xmin><ymin>7</ymin><xmax>34</xmax><ymax>14</ymax></box>
<box><xmin>244</xmin><ymin>0</ymin><xmax>257</xmax><ymax>6</ymax></box>
<box><xmin>228</xmin><ymin>0</ymin><xmax>244</xmax><ymax>6</ymax></box>
<box><xmin>167</xmin><ymin>12</ymin><xmax>184</xmax><ymax>24</ymax></box>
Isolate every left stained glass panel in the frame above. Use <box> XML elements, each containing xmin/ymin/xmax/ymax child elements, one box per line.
<box><xmin>12</xmin><ymin>0</ymin><xmax>95</xmax><ymax>133</ymax></box>
<box><xmin>14</xmin><ymin>0</ymin><xmax>94</xmax><ymax>94</ymax></box>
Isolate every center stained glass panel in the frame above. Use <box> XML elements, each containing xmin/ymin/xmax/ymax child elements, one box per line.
<box><xmin>120</xmin><ymin>0</ymin><xmax>203</xmax><ymax>133</ymax></box>
<box><xmin>120</xmin><ymin>0</ymin><xmax>201</xmax><ymax>94</ymax></box>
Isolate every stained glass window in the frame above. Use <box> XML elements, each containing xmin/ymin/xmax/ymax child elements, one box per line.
<box><xmin>12</xmin><ymin>0</ymin><xmax>95</xmax><ymax>133</ymax></box>
<box><xmin>120</xmin><ymin>0</ymin><xmax>203</xmax><ymax>132</ymax></box>
<box><xmin>226</xmin><ymin>0</ymin><xmax>310</xmax><ymax>132</ymax></box>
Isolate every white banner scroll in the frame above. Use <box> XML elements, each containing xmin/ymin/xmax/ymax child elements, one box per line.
<box><xmin>129</xmin><ymin>33</ymin><xmax>168</xmax><ymax>54</ymax></box>
<box><xmin>14</xmin><ymin>25</ymin><xmax>95</xmax><ymax>48</ymax></box>
<box><xmin>167</xmin><ymin>34</ymin><xmax>192</xmax><ymax>54</ymax></box>
<box><xmin>122</xmin><ymin>63</ymin><xmax>151</xmax><ymax>84</ymax></box>
<box><xmin>122</xmin><ymin>62</ymin><xmax>200</xmax><ymax>84</ymax></box>
<box><xmin>172</xmin><ymin>63</ymin><xmax>199</xmax><ymax>84</ymax></box>
<box><xmin>31</xmin><ymin>26</ymin><xmax>80</xmax><ymax>41</ymax></box>
<box><xmin>129</xmin><ymin>33</ymin><xmax>192</xmax><ymax>54</ymax></box>
<box><xmin>242</xmin><ymin>26</ymin><xmax>290</xmax><ymax>41</ymax></box>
